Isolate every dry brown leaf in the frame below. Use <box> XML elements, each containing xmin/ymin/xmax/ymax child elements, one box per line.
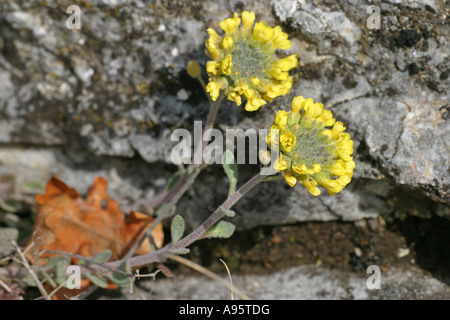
<box><xmin>23</xmin><ymin>176</ymin><xmax>164</xmax><ymax>298</ymax></box>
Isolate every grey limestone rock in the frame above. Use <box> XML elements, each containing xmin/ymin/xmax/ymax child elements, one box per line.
<box><xmin>0</xmin><ymin>1</ymin><xmax>449</xmax><ymax>231</ymax></box>
<box><xmin>1</xmin><ymin>0</ymin><xmax>449</xmax><ymax>301</ymax></box>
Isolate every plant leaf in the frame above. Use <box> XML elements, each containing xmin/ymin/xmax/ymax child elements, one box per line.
<box><xmin>0</xmin><ymin>228</ymin><xmax>18</xmax><ymax>255</ymax></box>
<box><xmin>44</xmin><ymin>256</ymin><xmax>71</xmax><ymax>285</ymax></box>
<box><xmin>219</xmin><ymin>206</ymin><xmax>235</xmax><ymax>218</ymax></box>
<box><xmin>167</xmin><ymin>248</ymin><xmax>190</xmax><ymax>255</ymax></box>
<box><xmin>45</xmin><ymin>255</ymin><xmax>71</xmax><ymax>269</ymax></box>
<box><xmin>0</xmin><ymin>227</ymin><xmax>18</xmax><ymax>245</ymax></box>
<box><xmin>22</xmin><ymin>176</ymin><xmax>165</xmax><ymax>299</ymax></box>
<box><xmin>56</xmin><ymin>260</ymin><xmax>72</xmax><ymax>285</ymax></box>
<box><xmin>90</xmin><ymin>249</ymin><xmax>112</xmax><ymax>263</ymax></box>
<box><xmin>77</xmin><ymin>249</ymin><xmax>112</xmax><ymax>265</ymax></box>
<box><xmin>155</xmin><ymin>203</ymin><xmax>176</xmax><ymax>218</ymax></box>
<box><xmin>170</xmin><ymin>214</ymin><xmax>185</xmax><ymax>244</ymax></box>
<box><xmin>23</xmin><ymin>177</ymin><xmax>164</xmax><ymax>266</ymax></box>
<box><xmin>222</xmin><ymin>149</ymin><xmax>238</xmax><ymax>196</ymax></box>
<box><xmin>42</xmin><ymin>270</ymin><xmax>58</xmax><ymax>287</ymax></box>
<box><xmin>165</xmin><ymin>171</ymin><xmax>182</xmax><ymax>191</ymax></box>
<box><xmin>204</xmin><ymin>221</ymin><xmax>235</xmax><ymax>239</ymax></box>
<box><xmin>83</xmin><ymin>273</ymin><xmax>109</xmax><ymax>288</ymax></box>
<box><xmin>0</xmin><ymin>200</ymin><xmax>22</xmax><ymax>213</ymax></box>
<box><xmin>107</xmin><ymin>261</ymin><xmax>131</xmax><ymax>287</ymax></box>
<box><xmin>21</xmin><ymin>181</ymin><xmax>45</xmax><ymax>193</ymax></box>
<box><xmin>21</xmin><ymin>274</ymin><xmax>38</xmax><ymax>287</ymax></box>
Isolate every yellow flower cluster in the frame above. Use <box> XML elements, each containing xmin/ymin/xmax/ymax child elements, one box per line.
<box><xmin>267</xmin><ymin>96</ymin><xmax>355</xmax><ymax>196</ymax></box>
<box><xmin>205</xmin><ymin>11</ymin><xmax>298</xmax><ymax>111</ymax></box>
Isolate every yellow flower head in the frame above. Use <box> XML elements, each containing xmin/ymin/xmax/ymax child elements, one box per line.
<box><xmin>267</xmin><ymin>96</ymin><xmax>355</xmax><ymax>196</ymax></box>
<box><xmin>205</xmin><ymin>11</ymin><xmax>298</xmax><ymax>111</ymax></box>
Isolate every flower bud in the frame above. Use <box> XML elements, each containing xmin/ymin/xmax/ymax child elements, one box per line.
<box><xmin>187</xmin><ymin>60</ymin><xmax>201</xmax><ymax>78</ymax></box>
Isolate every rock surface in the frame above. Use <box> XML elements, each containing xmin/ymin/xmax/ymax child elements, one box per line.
<box><xmin>0</xmin><ymin>0</ymin><xmax>448</xmax><ymax>228</ymax></box>
<box><xmin>122</xmin><ymin>264</ymin><xmax>450</xmax><ymax>300</ymax></box>
<box><xmin>0</xmin><ymin>0</ymin><xmax>449</xmax><ymax>299</ymax></box>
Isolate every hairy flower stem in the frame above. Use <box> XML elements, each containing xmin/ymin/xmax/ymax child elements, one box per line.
<box><xmin>124</xmin><ymin>93</ymin><xmax>224</xmax><ymax>261</ymax></box>
<box><xmin>147</xmin><ymin>93</ymin><xmax>223</xmax><ymax>210</ymax></box>
<box><xmin>194</xmin><ymin>93</ymin><xmax>224</xmax><ymax>167</ymax></box>
<box><xmin>196</xmin><ymin>74</ymin><xmax>212</xmax><ymax>104</ymax></box>
<box><xmin>90</xmin><ymin>171</ymin><xmax>264</xmax><ymax>273</ymax></box>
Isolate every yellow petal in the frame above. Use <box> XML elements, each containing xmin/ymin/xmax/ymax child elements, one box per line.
<box><xmin>205</xmin><ymin>38</ymin><xmax>221</xmax><ymax>59</ymax></box>
<box><xmin>346</xmin><ymin>160</ymin><xmax>356</xmax><ymax>173</ymax></box>
<box><xmin>312</xmin><ymin>163</ymin><xmax>321</xmax><ymax>173</ymax></box>
<box><xmin>274</xmin><ymin>110</ymin><xmax>288</xmax><ymax>131</ymax></box>
<box><xmin>245</xmin><ymin>97</ymin><xmax>266</xmax><ymax>111</ymax></box>
<box><xmin>220</xmin><ymin>54</ymin><xmax>232</xmax><ymax>75</ymax></box>
<box><xmin>279</xmin><ymin>131</ymin><xmax>296</xmax><ymax>153</ymax></box>
<box><xmin>206</xmin><ymin>61</ymin><xmax>220</xmax><ymax>75</ymax></box>
<box><xmin>282</xmin><ymin>171</ymin><xmax>297</xmax><ymax>187</ymax></box>
<box><xmin>273</xmin><ymin>55</ymin><xmax>298</xmax><ymax>71</ymax></box>
<box><xmin>242</xmin><ymin>11</ymin><xmax>255</xmax><ymax>29</ymax></box>
<box><xmin>274</xmin><ymin>156</ymin><xmax>288</xmax><ymax>172</ymax></box>
<box><xmin>269</xmin><ymin>26</ymin><xmax>291</xmax><ymax>50</ymax></box>
<box><xmin>292</xmin><ymin>163</ymin><xmax>308</xmax><ymax>175</ymax></box>
<box><xmin>266</xmin><ymin>125</ymin><xmax>279</xmax><ymax>147</ymax></box>
<box><xmin>207</xmin><ymin>28</ymin><xmax>221</xmax><ymax>43</ymax></box>
<box><xmin>329</xmin><ymin>160</ymin><xmax>346</xmax><ymax>176</ymax></box>
<box><xmin>320</xmin><ymin>179</ymin><xmax>342</xmax><ymax>196</ymax></box>
<box><xmin>227</xmin><ymin>91</ymin><xmax>241</xmax><ymax>106</ymax></box>
<box><xmin>291</xmin><ymin>96</ymin><xmax>305</xmax><ymax>114</ymax></box>
<box><xmin>269</xmin><ymin>68</ymin><xmax>289</xmax><ymax>80</ymax></box>
<box><xmin>234</xmin><ymin>82</ymin><xmax>254</xmax><ymax>98</ymax></box>
<box><xmin>206</xmin><ymin>81</ymin><xmax>220</xmax><ymax>101</ymax></box>
<box><xmin>332</xmin><ymin>121</ymin><xmax>346</xmax><ymax>139</ymax></box>
<box><xmin>302</xmin><ymin>179</ymin><xmax>321</xmax><ymax>196</ymax></box>
<box><xmin>250</xmin><ymin>77</ymin><xmax>260</xmax><ymax>85</ymax></box>
<box><xmin>304</xmin><ymin>100</ymin><xmax>323</xmax><ymax>118</ymax></box>
<box><xmin>219</xmin><ymin>13</ymin><xmax>241</xmax><ymax>34</ymax></box>
<box><xmin>253</xmin><ymin>22</ymin><xmax>274</xmax><ymax>43</ymax></box>
<box><xmin>222</xmin><ymin>36</ymin><xmax>233</xmax><ymax>51</ymax></box>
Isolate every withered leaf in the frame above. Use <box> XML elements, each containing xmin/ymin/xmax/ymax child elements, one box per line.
<box><xmin>23</xmin><ymin>176</ymin><xmax>164</xmax><ymax>299</ymax></box>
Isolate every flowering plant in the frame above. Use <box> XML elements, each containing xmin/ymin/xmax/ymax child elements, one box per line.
<box><xmin>7</xmin><ymin>11</ymin><xmax>355</xmax><ymax>299</ymax></box>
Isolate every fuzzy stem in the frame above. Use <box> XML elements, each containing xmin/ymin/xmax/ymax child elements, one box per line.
<box><xmin>123</xmin><ymin>93</ymin><xmax>224</xmax><ymax>261</ymax></box>
<box><xmin>90</xmin><ymin>171</ymin><xmax>264</xmax><ymax>273</ymax></box>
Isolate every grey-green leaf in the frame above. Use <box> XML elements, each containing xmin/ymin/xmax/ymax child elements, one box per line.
<box><xmin>84</xmin><ymin>274</ymin><xmax>109</xmax><ymax>288</ymax></box>
<box><xmin>219</xmin><ymin>207</ymin><xmax>235</xmax><ymax>218</ymax></box>
<box><xmin>21</xmin><ymin>181</ymin><xmax>45</xmax><ymax>193</ymax></box>
<box><xmin>204</xmin><ymin>221</ymin><xmax>235</xmax><ymax>239</ymax></box>
<box><xmin>107</xmin><ymin>261</ymin><xmax>132</xmax><ymax>287</ymax></box>
<box><xmin>108</xmin><ymin>272</ymin><xmax>131</xmax><ymax>287</ymax></box>
<box><xmin>0</xmin><ymin>228</ymin><xmax>19</xmax><ymax>245</ymax></box>
<box><xmin>45</xmin><ymin>255</ymin><xmax>71</xmax><ymax>269</ymax></box>
<box><xmin>222</xmin><ymin>149</ymin><xmax>238</xmax><ymax>196</ymax></box>
<box><xmin>55</xmin><ymin>259</ymin><xmax>71</xmax><ymax>285</ymax></box>
<box><xmin>40</xmin><ymin>270</ymin><xmax>57</xmax><ymax>287</ymax></box>
<box><xmin>171</xmin><ymin>214</ymin><xmax>185</xmax><ymax>244</ymax></box>
<box><xmin>78</xmin><ymin>249</ymin><xmax>112</xmax><ymax>265</ymax></box>
<box><xmin>167</xmin><ymin>248</ymin><xmax>190</xmax><ymax>255</ymax></box>
<box><xmin>21</xmin><ymin>274</ymin><xmax>38</xmax><ymax>287</ymax></box>
<box><xmin>0</xmin><ymin>200</ymin><xmax>22</xmax><ymax>213</ymax></box>
<box><xmin>165</xmin><ymin>171</ymin><xmax>182</xmax><ymax>191</ymax></box>
<box><xmin>0</xmin><ymin>228</ymin><xmax>19</xmax><ymax>256</ymax></box>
